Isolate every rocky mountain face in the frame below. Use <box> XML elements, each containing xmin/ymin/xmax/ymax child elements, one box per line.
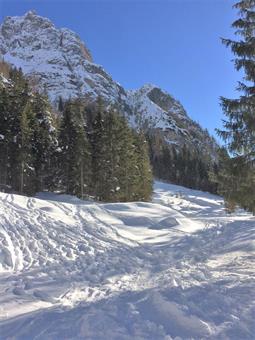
<box><xmin>0</xmin><ymin>11</ymin><xmax>126</xmax><ymax>105</ymax></box>
<box><xmin>127</xmin><ymin>84</ymin><xmax>217</xmax><ymax>157</ymax></box>
<box><xmin>0</xmin><ymin>11</ymin><xmax>218</xmax><ymax>158</ymax></box>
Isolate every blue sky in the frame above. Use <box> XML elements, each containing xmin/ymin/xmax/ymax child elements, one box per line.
<box><xmin>0</xmin><ymin>0</ymin><xmax>238</xmax><ymax>141</ymax></box>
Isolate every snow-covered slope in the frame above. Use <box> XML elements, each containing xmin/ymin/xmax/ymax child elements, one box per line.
<box><xmin>127</xmin><ymin>84</ymin><xmax>188</xmax><ymax>129</ymax></box>
<box><xmin>127</xmin><ymin>84</ymin><xmax>218</xmax><ymax>154</ymax></box>
<box><xmin>0</xmin><ymin>182</ymin><xmax>254</xmax><ymax>339</ymax></box>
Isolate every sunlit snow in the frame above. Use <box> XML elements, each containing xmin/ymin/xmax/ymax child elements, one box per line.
<box><xmin>0</xmin><ymin>181</ymin><xmax>254</xmax><ymax>339</ymax></box>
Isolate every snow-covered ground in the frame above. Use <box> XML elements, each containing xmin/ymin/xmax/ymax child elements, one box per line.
<box><xmin>0</xmin><ymin>181</ymin><xmax>254</xmax><ymax>339</ymax></box>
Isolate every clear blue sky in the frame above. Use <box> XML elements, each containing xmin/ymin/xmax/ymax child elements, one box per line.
<box><xmin>0</xmin><ymin>0</ymin><xmax>239</xmax><ymax>141</ymax></box>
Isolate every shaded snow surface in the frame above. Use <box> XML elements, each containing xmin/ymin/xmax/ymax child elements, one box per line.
<box><xmin>0</xmin><ymin>181</ymin><xmax>254</xmax><ymax>339</ymax></box>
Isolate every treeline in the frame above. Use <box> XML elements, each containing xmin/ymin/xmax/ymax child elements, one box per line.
<box><xmin>0</xmin><ymin>68</ymin><xmax>152</xmax><ymax>202</ymax></box>
<box><xmin>0</xmin><ymin>66</ymin><xmax>220</xmax><ymax>203</ymax></box>
<box><xmin>148</xmin><ymin>135</ymin><xmax>218</xmax><ymax>193</ymax></box>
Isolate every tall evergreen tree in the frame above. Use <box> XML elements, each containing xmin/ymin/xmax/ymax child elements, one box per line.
<box><xmin>217</xmin><ymin>0</ymin><xmax>255</xmax><ymax>212</ymax></box>
<box><xmin>0</xmin><ymin>68</ymin><xmax>58</xmax><ymax>195</ymax></box>
<box><xmin>90</xmin><ymin>104</ymin><xmax>153</xmax><ymax>202</ymax></box>
<box><xmin>58</xmin><ymin>99</ymin><xmax>91</xmax><ymax>198</ymax></box>
<box><xmin>30</xmin><ymin>92</ymin><xmax>57</xmax><ymax>191</ymax></box>
<box><xmin>6</xmin><ymin>68</ymin><xmax>37</xmax><ymax>194</ymax></box>
<box><xmin>17</xmin><ymin>101</ymin><xmax>36</xmax><ymax>194</ymax></box>
<box><xmin>0</xmin><ymin>87</ymin><xmax>12</xmax><ymax>187</ymax></box>
<box><xmin>91</xmin><ymin>109</ymin><xmax>132</xmax><ymax>202</ymax></box>
<box><xmin>132</xmin><ymin>131</ymin><xmax>153</xmax><ymax>201</ymax></box>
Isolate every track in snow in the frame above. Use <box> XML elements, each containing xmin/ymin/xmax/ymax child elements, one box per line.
<box><xmin>0</xmin><ymin>181</ymin><xmax>254</xmax><ymax>339</ymax></box>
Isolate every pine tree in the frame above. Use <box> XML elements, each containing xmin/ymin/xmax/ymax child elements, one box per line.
<box><xmin>18</xmin><ymin>102</ymin><xmax>36</xmax><ymax>194</ymax></box>
<box><xmin>89</xmin><ymin>105</ymin><xmax>105</xmax><ymax>200</ymax></box>
<box><xmin>29</xmin><ymin>92</ymin><xmax>57</xmax><ymax>191</ymax></box>
<box><xmin>91</xmin><ymin>109</ymin><xmax>133</xmax><ymax>202</ymax></box>
<box><xmin>132</xmin><ymin>132</ymin><xmax>153</xmax><ymax>201</ymax></box>
<box><xmin>58</xmin><ymin>96</ymin><xmax>64</xmax><ymax>112</ymax></box>
<box><xmin>0</xmin><ymin>67</ymin><xmax>58</xmax><ymax>195</ymax></box>
<box><xmin>0</xmin><ymin>87</ymin><xmax>12</xmax><ymax>187</ymax></box>
<box><xmin>58</xmin><ymin>99</ymin><xmax>91</xmax><ymax>198</ymax></box>
<box><xmin>6</xmin><ymin>68</ymin><xmax>37</xmax><ymax>194</ymax></box>
<box><xmin>90</xmin><ymin>104</ymin><xmax>153</xmax><ymax>202</ymax></box>
<box><xmin>217</xmin><ymin>0</ymin><xmax>255</xmax><ymax>212</ymax></box>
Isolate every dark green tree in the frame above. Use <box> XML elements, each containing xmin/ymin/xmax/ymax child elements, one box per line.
<box><xmin>30</xmin><ymin>92</ymin><xmax>57</xmax><ymax>191</ymax></box>
<box><xmin>90</xmin><ymin>109</ymin><xmax>132</xmax><ymax>202</ymax></box>
<box><xmin>217</xmin><ymin>0</ymin><xmax>255</xmax><ymax>212</ymax></box>
<box><xmin>90</xmin><ymin>105</ymin><xmax>153</xmax><ymax>202</ymax></box>
<box><xmin>132</xmin><ymin>132</ymin><xmax>153</xmax><ymax>201</ymax></box>
<box><xmin>58</xmin><ymin>99</ymin><xmax>91</xmax><ymax>198</ymax></box>
<box><xmin>0</xmin><ymin>87</ymin><xmax>12</xmax><ymax>187</ymax></box>
<box><xmin>6</xmin><ymin>68</ymin><xmax>37</xmax><ymax>194</ymax></box>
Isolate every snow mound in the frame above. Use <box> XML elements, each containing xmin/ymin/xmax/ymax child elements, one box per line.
<box><xmin>0</xmin><ymin>182</ymin><xmax>254</xmax><ymax>339</ymax></box>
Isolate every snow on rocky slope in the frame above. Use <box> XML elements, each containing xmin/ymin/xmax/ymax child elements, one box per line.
<box><xmin>0</xmin><ymin>182</ymin><xmax>254</xmax><ymax>339</ymax></box>
<box><xmin>127</xmin><ymin>84</ymin><xmax>218</xmax><ymax>155</ymax></box>
<box><xmin>0</xmin><ymin>11</ymin><xmax>218</xmax><ymax>156</ymax></box>
<box><xmin>0</xmin><ymin>11</ymin><xmax>126</xmax><ymax>104</ymax></box>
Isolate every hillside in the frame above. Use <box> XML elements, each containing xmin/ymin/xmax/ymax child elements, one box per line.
<box><xmin>0</xmin><ymin>182</ymin><xmax>254</xmax><ymax>339</ymax></box>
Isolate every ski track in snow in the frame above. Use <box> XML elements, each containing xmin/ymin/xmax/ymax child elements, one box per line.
<box><xmin>0</xmin><ymin>181</ymin><xmax>254</xmax><ymax>339</ymax></box>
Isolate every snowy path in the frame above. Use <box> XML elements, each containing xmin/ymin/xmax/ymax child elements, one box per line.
<box><xmin>0</xmin><ymin>181</ymin><xmax>254</xmax><ymax>339</ymax></box>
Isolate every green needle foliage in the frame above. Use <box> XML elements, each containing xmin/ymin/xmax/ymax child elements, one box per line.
<box><xmin>217</xmin><ymin>0</ymin><xmax>255</xmax><ymax>212</ymax></box>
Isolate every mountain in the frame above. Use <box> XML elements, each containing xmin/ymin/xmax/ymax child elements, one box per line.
<box><xmin>0</xmin><ymin>10</ymin><xmax>126</xmax><ymax>105</ymax></box>
<box><xmin>127</xmin><ymin>84</ymin><xmax>218</xmax><ymax>156</ymax></box>
<box><xmin>0</xmin><ymin>11</ymin><xmax>218</xmax><ymax>163</ymax></box>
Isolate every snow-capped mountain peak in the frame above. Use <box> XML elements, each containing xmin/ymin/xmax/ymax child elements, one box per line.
<box><xmin>0</xmin><ymin>11</ymin><xmax>127</xmax><ymax>104</ymax></box>
<box><xmin>0</xmin><ymin>11</ymin><xmax>218</xmax><ymax>157</ymax></box>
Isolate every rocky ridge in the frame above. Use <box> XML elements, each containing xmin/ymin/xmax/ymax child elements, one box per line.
<box><xmin>0</xmin><ymin>11</ymin><xmax>218</xmax><ymax>157</ymax></box>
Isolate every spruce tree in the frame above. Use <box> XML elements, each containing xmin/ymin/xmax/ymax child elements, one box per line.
<box><xmin>30</xmin><ymin>92</ymin><xmax>57</xmax><ymax>192</ymax></box>
<box><xmin>91</xmin><ymin>109</ymin><xmax>133</xmax><ymax>202</ymax></box>
<box><xmin>132</xmin><ymin>132</ymin><xmax>153</xmax><ymax>201</ymax></box>
<box><xmin>90</xmin><ymin>105</ymin><xmax>153</xmax><ymax>202</ymax></box>
<box><xmin>6</xmin><ymin>68</ymin><xmax>37</xmax><ymax>194</ymax></box>
<box><xmin>0</xmin><ymin>87</ymin><xmax>12</xmax><ymax>187</ymax></box>
<box><xmin>58</xmin><ymin>99</ymin><xmax>91</xmax><ymax>198</ymax></box>
<box><xmin>217</xmin><ymin>0</ymin><xmax>255</xmax><ymax>212</ymax></box>
<box><xmin>90</xmin><ymin>106</ymin><xmax>105</xmax><ymax>200</ymax></box>
<box><xmin>18</xmin><ymin>102</ymin><xmax>36</xmax><ymax>194</ymax></box>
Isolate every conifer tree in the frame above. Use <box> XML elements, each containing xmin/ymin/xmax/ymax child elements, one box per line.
<box><xmin>18</xmin><ymin>101</ymin><xmax>36</xmax><ymax>194</ymax></box>
<box><xmin>0</xmin><ymin>67</ymin><xmax>58</xmax><ymax>195</ymax></box>
<box><xmin>0</xmin><ymin>87</ymin><xmax>12</xmax><ymax>186</ymax></box>
<box><xmin>89</xmin><ymin>106</ymin><xmax>105</xmax><ymax>199</ymax></box>
<box><xmin>6</xmin><ymin>68</ymin><xmax>37</xmax><ymax>194</ymax></box>
<box><xmin>90</xmin><ymin>104</ymin><xmax>153</xmax><ymax>202</ymax></box>
<box><xmin>217</xmin><ymin>0</ymin><xmax>255</xmax><ymax>212</ymax></box>
<box><xmin>58</xmin><ymin>96</ymin><xmax>64</xmax><ymax>112</ymax></box>
<box><xmin>91</xmin><ymin>109</ymin><xmax>133</xmax><ymax>202</ymax></box>
<box><xmin>132</xmin><ymin>132</ymin><xmax>153</xmax><ymax>201</ymax></box>
<box><xmin>58</xmin><ymin>99</ymin><xmax>91</xmax><ymax>198</ymax></box>
<box><xmin>30</xmin><ymin>92</ymin><xmax>57</xmax><ymax>191</ymax></box>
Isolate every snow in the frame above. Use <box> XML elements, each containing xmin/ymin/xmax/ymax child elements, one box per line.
<box><xmin>0</xmin><ymin>12</ymin><xmax>123</xmax><ymax>104</ymax></box>
<box><xmin>0</xmin><ymin>181</ymin><xmax>254</xmax><ymax>339</ymax></box>
<box><xmin>126</xmin><ymin>84</ymin><xmax>187</xmax><ymax>131</ymax></box>
<box><xmin>0</xmin><ymin>75</ymin><xmax>10</xmax><ymax>86</ymax></box>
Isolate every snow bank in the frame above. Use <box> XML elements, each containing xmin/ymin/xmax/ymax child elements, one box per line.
<box><xmin>0</xmin><ymin>182</ymin><xmax>254</xmax><ymax>339</ymax></box>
